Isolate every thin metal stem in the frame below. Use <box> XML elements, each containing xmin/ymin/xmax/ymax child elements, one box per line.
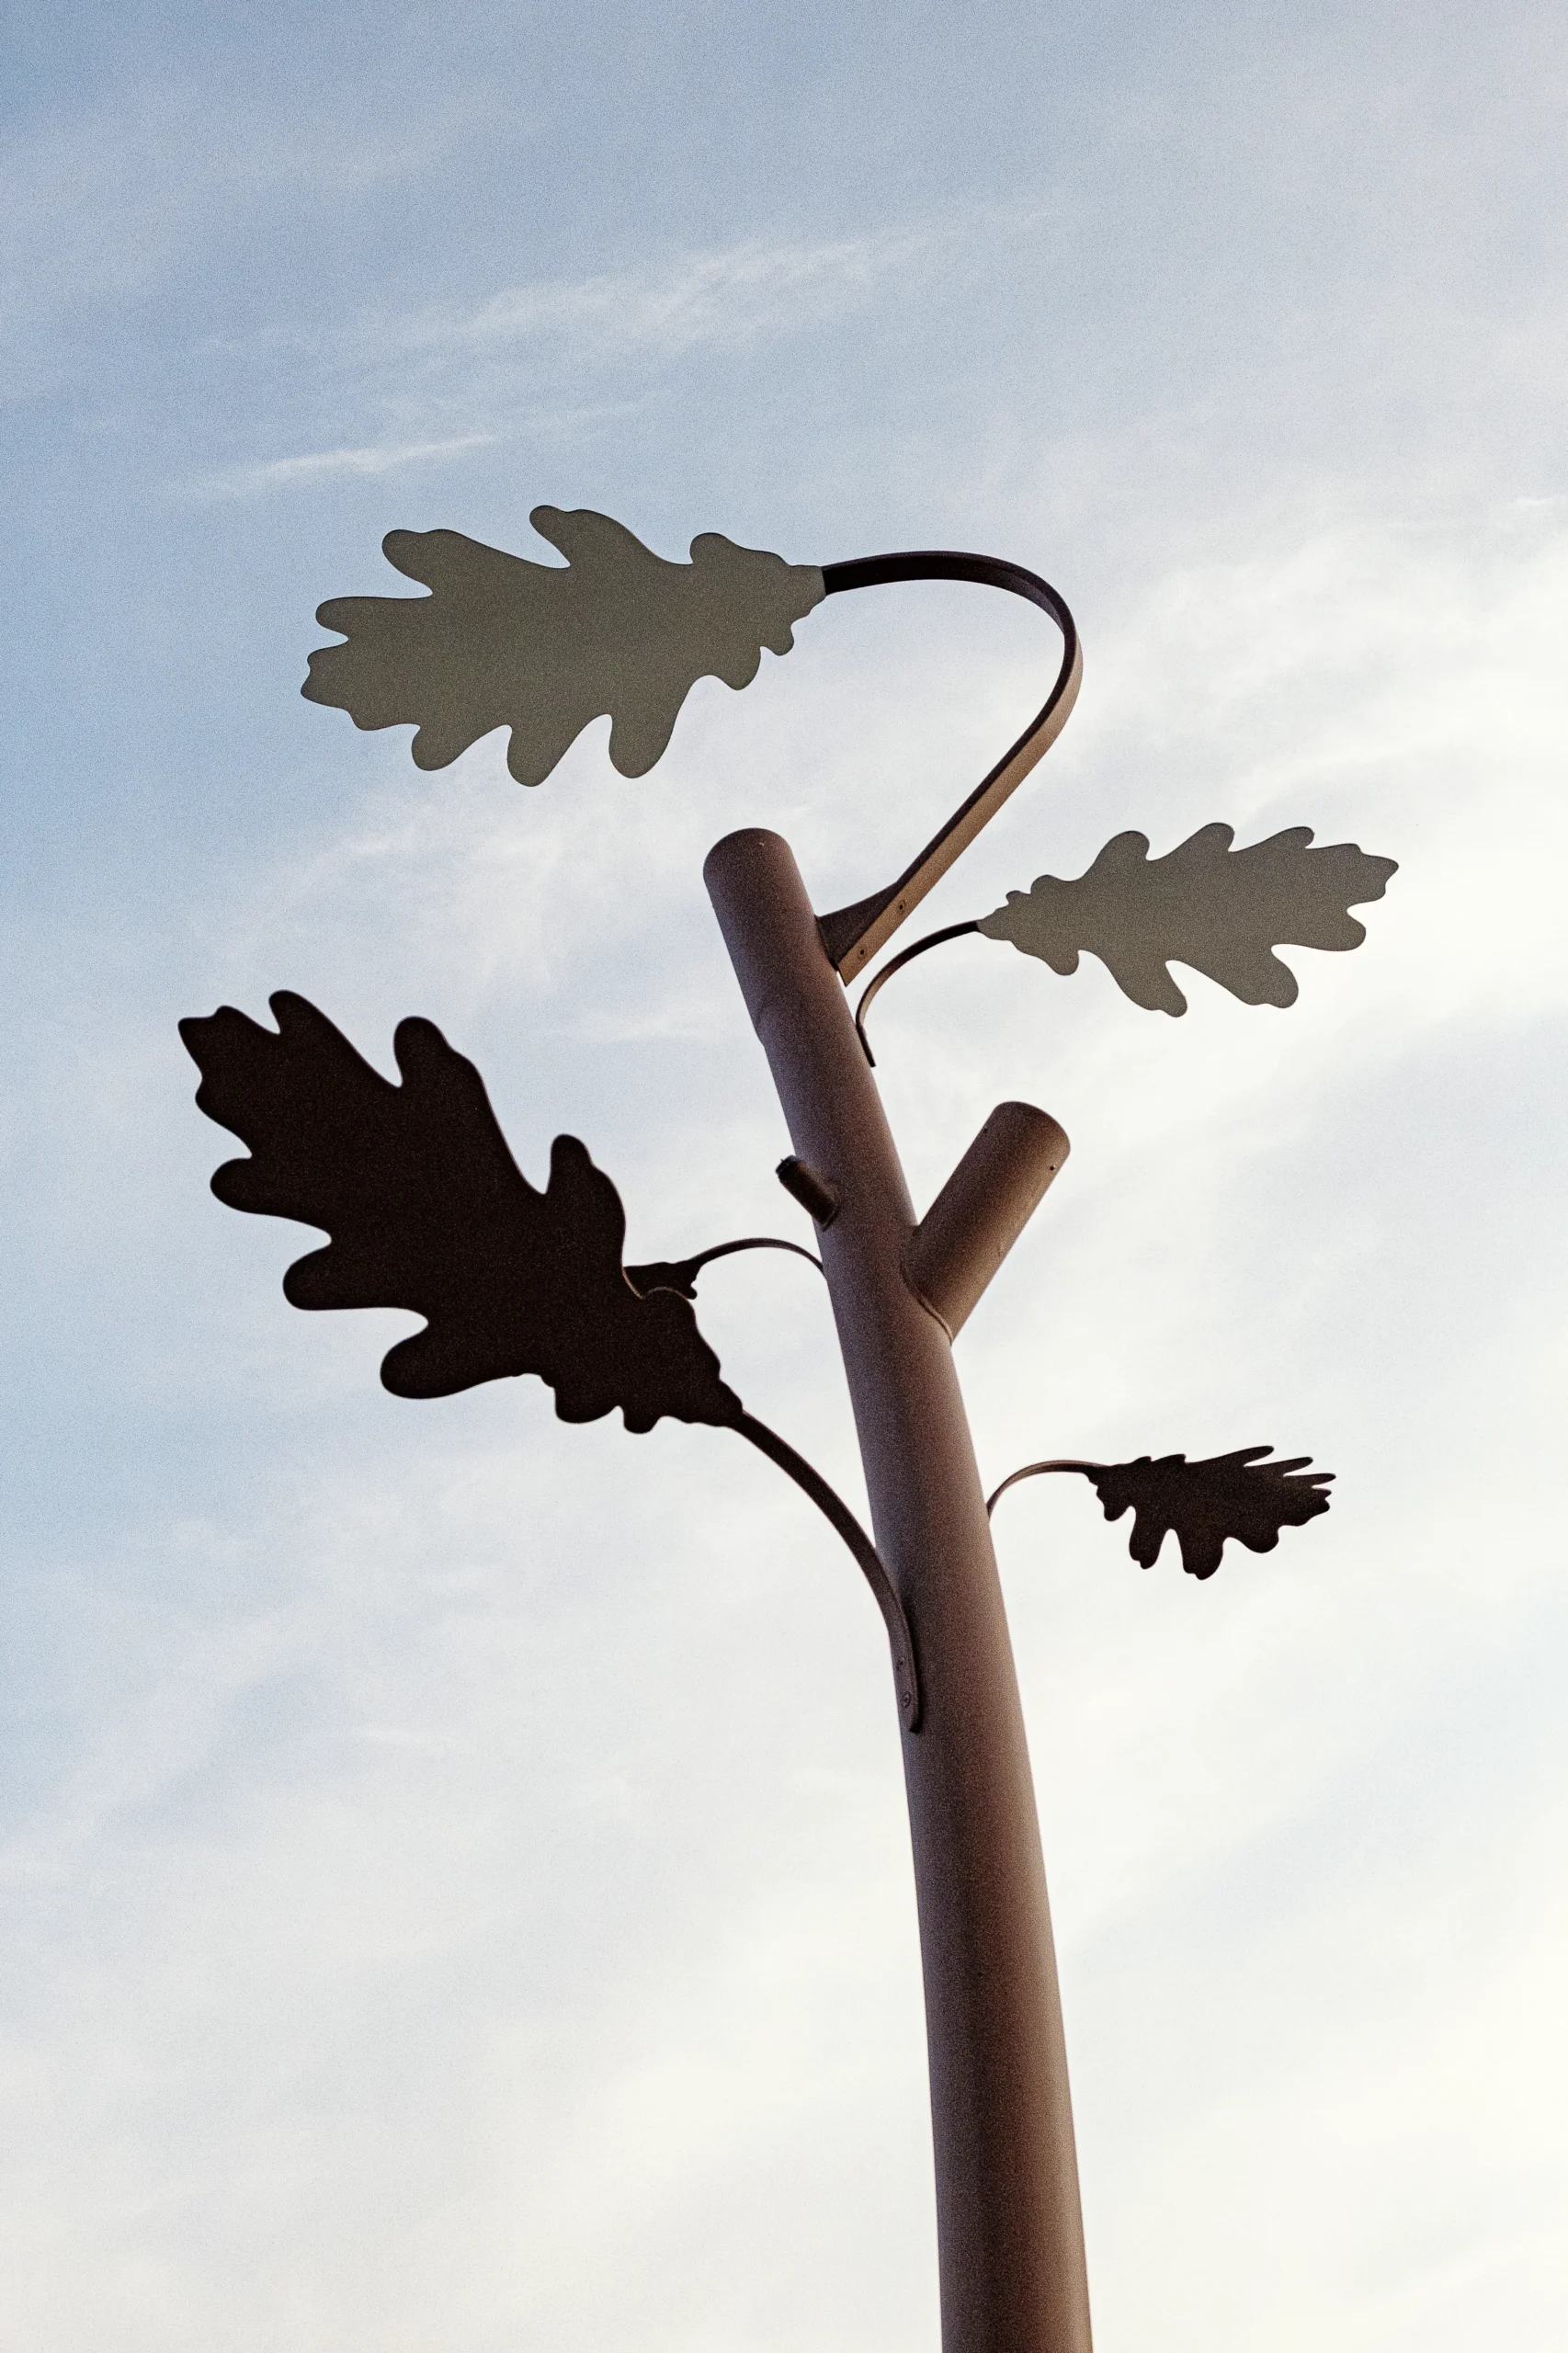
<box><xmin>731</xmin><ymin>1409</ymin><xmax>920</xmax><ymax>1731</ymax></box>
<box><xmin>986</xmin><ymin>1461</ymin><xmax>1098</xmax><ymax>1518</ymax></box>
<box><xmin>624</xmin><ymin>1234</ymin><xmax>824</xmax><ymax>1301</ymax></box>
<box><xmin>853</xmin><ymin>920</ymin><xmax>982</xmax><ymax>1065</ymax></box>
<box><xmin>683</xmin><ymin>1235</ymin><xmax>823</xmax><ymax>1277</ymax></box>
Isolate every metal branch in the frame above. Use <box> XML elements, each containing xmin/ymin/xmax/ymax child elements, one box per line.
<box><xmin>986</xmin><ymin>1461</ymin><xmax>1098</xmax><ymax>1517</ymax></box>
<box><xmin>815</xmin><ymin>551</ymin><xmax>1081</xmax><ymax>979</ymax></box>
<box><xmin>624</xmin><ymin>1234</ymin><xmax>824</xmax><ymax>1301</ymax></box>
<box><xmin>853</xmin><ymin>920</ymin><xmax>983</xmax><ymax>1064</ymax></box>
<box><xmin>731</xmin><ymin>1409</ymin><xmax>920</xmax><ymax>1731</ymax></box>
<box><xmin>904</xmin><ymin>1106</ymin><xmax>1069</xmax><ymax>1341</ymax></box>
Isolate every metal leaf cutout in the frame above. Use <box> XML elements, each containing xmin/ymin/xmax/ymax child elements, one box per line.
<box><xmin>988</xmin><ymin>1446</ymin><xmax>1333</xmax><ymax>1577</ymax></box>
<box><xmin>301</xmin><ymin>506</ymin><xmax>825</xmax><ymax>787</ymax></box>
<box><xmin>178</xmin><ymin>992</ymin><xmax>742</xmax><ymax>1431</ymax></box>
<box><xmin>1088</xmin><ymin>1447</ymin><xmax>1333</xmax><ymax>1576</ymax></box>
<box><xmin>976</xmin><ymin>823</ymin><xmax>1398</xmax><ymax>1014</ymax></box>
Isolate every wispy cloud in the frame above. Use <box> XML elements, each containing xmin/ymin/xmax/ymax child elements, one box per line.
<box><xmin>188</xmin><ymin>432</ymin><xmax>497</xmax><ymax>500</ymax></box>
<box><xmin>167</xmin><ymin>228</ymin><xmax>946</xmax><ymax>497</ymax></box>
<box><xmin>453</xmin><ymin>234</ymin><xmax>926</xmax><ymax>357</ymax></box>
<box><xmin>345</xmin><ymin>227</ymin><xmax>939</xmax><ymax>377</ymax></box>
<box><xmin>171</xmin><ymin>229</ymin><xmax>946</xmax><ymax>494</ymax></box>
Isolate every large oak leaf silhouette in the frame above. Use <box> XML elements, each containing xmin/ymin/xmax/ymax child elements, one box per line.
<box><xmin>301</xmin><ymin>506</ymin><xmax>826</xmax><ymax>788</ymax></box>
<box><xmin>977</xmin><ymin>823</ymin><xmax>1397</xmax><ymax>1014</ymax></box>
<box><xmin>178</xmin><ymin>991</ymin><xmax>743</xmax><ymax>1431</ymax></box>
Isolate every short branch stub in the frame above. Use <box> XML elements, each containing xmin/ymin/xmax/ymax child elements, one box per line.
<box><xmin>903</xmin><ymin>1103</ymin><xmax>1069</xmax><ymax>1339</ymax></box>
<box><xmin>777</xmin><ymin>1154</ymin><xmax>841</xmax><ymax>1226</ymax></box>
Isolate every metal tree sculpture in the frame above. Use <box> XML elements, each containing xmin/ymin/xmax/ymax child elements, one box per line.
<box><xmin>185</xmin><ymin>505</ymin><xmax>1396</xmax><ymax>2353</ymax></box>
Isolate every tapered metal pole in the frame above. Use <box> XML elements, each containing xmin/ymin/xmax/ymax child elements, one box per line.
<box><xmin>705</xmin><ymin>828</ymin><xmax>1092</xmax><ymax>2353</ymax></box>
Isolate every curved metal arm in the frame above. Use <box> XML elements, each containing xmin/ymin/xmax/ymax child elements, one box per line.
<box><xmin>733</xmin><ymin>1410</ymin><xmax>920</xmax><ymax>1730</ymax></box>
<box><xmin>624</xmin><ymin>1234</ymin><xmax>824</xmax><ymax>1301</ymax></box>
<box><xmin>852</xmin><ymin>919</ymin><xmax>982</xmax><ymax>1065</ymax></box>
<box><xmin>815</xmin><ymin>551</ymin><xmax>1081</xmax><ymax>980</ymax></box>
<box><xmin>985</xmin><ymin>1460</ymin><xmax>1098</xmax><ymax>1517</ymax></box>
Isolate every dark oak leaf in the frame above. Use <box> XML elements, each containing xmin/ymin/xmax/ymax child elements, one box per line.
<box><xmin>1089</xmin><ymin>1446</ymin><xmax>1333</xmax><ymax>1578</ymax></box>
<box><xmin>178</xmin><ymin>991</ymin><xmax>742</xmax><ymax>1432</ymax></box>
<box><xmin>978</xmin><ymin>823</ymin><xmax>1397</xmax><ymax>1014</ymax></box>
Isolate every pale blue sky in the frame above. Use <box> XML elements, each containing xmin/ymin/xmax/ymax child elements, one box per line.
<box><xmin>2</xmin><ymin>6</ymin><xmax>1565</xmax><ymax>2349</ymax></box>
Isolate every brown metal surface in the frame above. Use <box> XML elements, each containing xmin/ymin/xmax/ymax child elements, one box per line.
<box><xmin>903</xmin><ymin>1103</ymin><xmax>1069</xmax><ymax>1342</ymax></box>
<box><xmin>733</xmin><ymin>1409</ymin><xmax>920</xmax><ymax>1729</ymax></box>
<box><xmin>625</xmin><ymin>1234</ymin><xmax>823</xmax><ymax>1300</ymax></box>
<box><xmin>775</xmin><ymin>1154</ymin><xmax>841</xmax><ymax>1225</ymax></box>
<box><xmin>853</xmin><ymin>919</ymin><xmax>983</xmax><ymax>1064</ymax></box>
<box><xmin>705</xmin><ymin>827</ymin><xmax>1093</xmax><ymax>2353</ymax></box>
<box><xmin>815</xmin><ymin>552</ymin><xmax>1081</xmax><ymax>979</ymax></box>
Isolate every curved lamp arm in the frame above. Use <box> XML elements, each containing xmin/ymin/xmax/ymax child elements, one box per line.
<box><xmin>815</xmin><ymin>551</ymin><xmax>1081</xmax><ymax>979</ymax></box>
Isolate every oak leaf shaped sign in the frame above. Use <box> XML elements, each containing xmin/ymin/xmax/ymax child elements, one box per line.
<box><xmin>978</xmin><ymin>823</ymin><xmax>1397</xmax><ymax>1015</ymax></box>
<box><xmin>1087</xmin><ymin>1446</ymin><xmax>1333</xmax><ymax>1577</ymax></box>
<box><xmin>301</xmin><ymin>506</ymin><xmax>826</xmax><ymax>788</ymax></box>
<box><xmin>178</xmin><ymin>991</ymin><xmax>742</xmax><ymax>1432</ymax></box>
<box><xmin>989</xmin><ymin>1445</ymin><xmax>1333</xmax><ymax>1579</ymax></box>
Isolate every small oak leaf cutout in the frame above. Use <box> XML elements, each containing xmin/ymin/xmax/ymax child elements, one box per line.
<box><xmin>1090</xmin><ymin>1446</ymin><xmax>1334</xmax><ymax>1577</ymax></box>
<box><xmin>978</xmin><ymin>823</ymin><xmax>1397</xmax><ymax>1014</ymax></box>
<box><xmin>990</xmin><ymin>1445</ymin><xmax>1334</xmax><ymax>1577</ymax></box>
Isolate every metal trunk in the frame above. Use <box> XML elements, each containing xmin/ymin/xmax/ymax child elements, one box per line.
<box><xmin>705</xmin><ymin>827</ymin><xmax>1092</xmax><ymax>2353</ymax></box>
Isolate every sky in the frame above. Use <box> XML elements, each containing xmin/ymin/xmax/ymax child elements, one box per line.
<box><xmin>2</xmin><ymin>2</ymin><xmax>1565</xmax><ymax>2347</ymax></box>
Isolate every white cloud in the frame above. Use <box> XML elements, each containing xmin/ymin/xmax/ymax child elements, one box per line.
<box><xmin>13</xmin><ymin>490</ymin><xmax>1548</xmax><ymax>2332</ymax></box>
<box><xmin>277</xmin><ymin>225</ymin><xmax>949</xmax><ymax>440</ymax></box>
<box><xmin>6</xmin><ymin>10</ymin><xmax>1568</xmax><ymax>2340</ymax></box>
<box><xmin>189</xmin><ymin>432</ymin><xmax>498</xmax><ymax>499</ymax></box>
<box><xmin>424</xmin><ymin>232</ymin><xmax>933</xmax><ymax>362</ymax></box>
<box><xmin>8</xmin><ymin>490</ymin><xmax>1567</xmax><ymax>2347</ymax></box>
<box><xmin>174</xmin><ymin>229</ymin><xmax>944</xmax><ymax>499</ymax></box>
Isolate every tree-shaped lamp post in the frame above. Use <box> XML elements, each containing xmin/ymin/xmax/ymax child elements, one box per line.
<box><xmin>181</xmin><ymin>507</ymin><xmax>1395</xmax><ymax>2353</ymax></box>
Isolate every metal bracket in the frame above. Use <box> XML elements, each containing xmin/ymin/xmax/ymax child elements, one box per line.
<box><xmin>814</xmin><ymin>551</ymin><xmax>1081</xmax><ymax>979</ymax></box>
